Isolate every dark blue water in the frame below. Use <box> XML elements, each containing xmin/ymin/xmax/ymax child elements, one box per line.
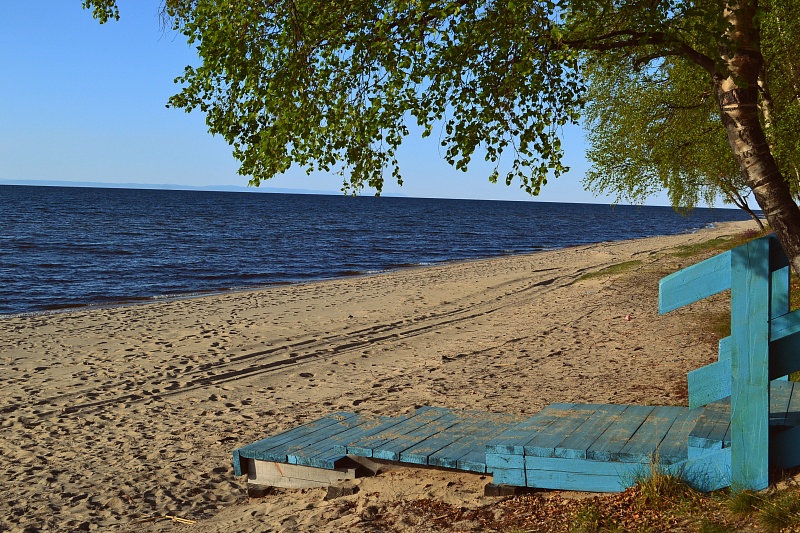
<box><xmin>0</xmin><ymin>185</ymin><xmax>758</xmax><ymax>316</ymax></box>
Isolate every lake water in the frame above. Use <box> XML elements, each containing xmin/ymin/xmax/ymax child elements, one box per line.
<box><xmin>0</xmin><ymin>185</ymin><xmax>758</xmax><ymax>316</ymax></box>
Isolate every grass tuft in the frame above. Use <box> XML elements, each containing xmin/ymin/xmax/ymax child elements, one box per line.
<box><xmin>669</xmin><ymin>228</ymin><xmax>767</xmax><ymax>259</ymax></box>
<box><xmin>579</xmin><ymin>260</ymin><xmax>643</xmax><ymax>281</ymax></box>
<box><xmin>727</xmin><ymin>489</ymin><xmax>760</xmax><ymax>515</ymax></box>
<box><xmin>569</xmin><ymin>501</ymin><xmax>601</xmax><ymax>533</ymax></box>
<box><xmin>758</xmin><ymin>488</ymin><xmax>800</xmax><ymax>531</ymax></box>
<box><xmin>633</xmin><ymin>460</ymin><xmax>700</xmax><ymax>510</ymax></box>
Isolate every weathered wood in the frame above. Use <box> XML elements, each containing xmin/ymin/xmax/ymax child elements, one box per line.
<box><xmin>786</xmin><ymin>380</ymin><xmax>800</xmax><ymax>425</ymax></box>
<box><xmin>399</xmin><ymin>417</ymin><xmax>488</xmax><ymax>465</ymax></box>
<box><xmin>485</xmin><ymin>404</ymin><xmax>575</xmax><ymax>455</ymax></box>
<box><xmin>492</xmin><ymin>466</ymin><xmax>526</xmax><ymax>487</ymax></box>
<box><xmin>769</xmin><ymin>308</ymin><xmax>800</xmax><ymax>380</ymax></box>
<box><xmin>233</xmin><ymin>412</ymin><xmax>360</xmax><ymax>476</ymax></box>
<box><xmin>669</xmin><ymin>448</ymin><xmax>732</xmax><ymax>493</ymax></box>
<box><xmin>344</xmin><ymin>407</ymin><xmax>451</xmax><ymax>457</ymax></box>
<box><xmin>524</xmin><ymin>461</ymin><xmax>640</xmax><ymax>492</ymax></box>
<box><xmin>730</xmin><ymin>238</ymin><xmax>771</xmax><ymax>491</ymax></box>
<box><xmin>245</xmin><ymin>459</ymin><xmax>356</xmax><ymax>489</ymax></box>
<box><xmin>586</xmin><ymin>405</ymin><xmax>655</xmax><ymax>462</ymax></box>
<box><xmin>617</xmin><ymin>406</ymin><xmax>684</xmax><ymax>463</ymax></box>
<box><xmin>653</xmin><ymin>409</ymin><xmax>702</xmax><ymax>464</ymax></box>
<box><xmin>658</xmin><ymin>251</ymin><xmax>731</xmax><ymax>314</ymax></box>
<box><xmin>552</xmin><ymin>404</ymin><xmax>627</xmax><ymax>460</ymax></box>
<box><xmin>687</xmin><ymin>360</ymin><xmax>731</xmax><ymax>409</ymax></box>
<box><xmin>330</xmin><ymin>415</ymin><xmax>409</xmax><ymax>455</ymax></box>
<box><xmin>372</xmin><ymin>411</ymin><xmax>462</xmax><ymax>461</ymax></box>
<box><xmin>430</xmin><ymin>416</ymin><xmax>521</xmax><ymax>471</ymax></box>
<box><xmin>523</xmin><ymin>405</ymin><xmax>604</xmax><ymax>458</ymax></box>
<box><xmin>770</xmin><ymin>381</ymin><xmax>793</xmax><ymax>426</ymax></box>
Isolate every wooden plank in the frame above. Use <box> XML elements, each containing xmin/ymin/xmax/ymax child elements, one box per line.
<box><xmin>730</xmin><ymin>237</ymin><xmax>770</xmax><ymax>491</ymax></box>
<box><xmin>331</xmin><ymin>415</ymin><xmax>411</xmax><ymax>455</ymax></box>
<box><xmin>687</xmin><ymin>360</ymin><xmax>731</xmax><ymax>409</ymax></box>
<box><xmin>769</xmin><ymin>329</ymin><xmax>800</xmax><ymax>379</ymax></box>
<box><xmin>523</xmin><ymin>405</ymin><xmax>604</xmax><ymax>458</ymax></box>
<box><xmin>344</xmin><ymin>407</ymin><xmax>451</xmax><ymax>457</ymax></box>
<box><xmin>687</xmin><ymin>399</ymin><xmax>730</xmax><ymax>453</ymax></box>
<box><xmin>457</xmin><ymin>449</ymin><xmax>492</xmax><ymax>473</ymax></box>
<box><xmin>526</xmin><ymin>455</ymin><xmax>647</xmax><ymax>479</ymax></box>
<box><xmin>617</xmin><ymin>406</ymin><xmax>685</xmax><ymax>463</ymax></box>
<box><xmin>768</xmin><ymin>242</ymin><xmax>790</xmax><ymax>383</ymax></box>
<box><xmin>280</xmin><ymin>415</ymin><xmax>375</xmax><ymax>463</ymax></box>
<box><xmin>486</xmin><ymin>452</ymin><xmax>524</xmax><ymax>470</ymax></box>
<box><xmin>399</xmin><ymin>416</ymin><xmax>491</xmax><ymax>465</ymax></box>
<box><xmin>430</xmin><ymin>416</ymin><xmax>521</xmax><ymax>471</ymax></box>
<box><xmin>246</xmin><ymin>459</ymin><xmax>355</xmax><ymax>489</ymax></box>
<box><xmin>293</xmin><ymin>417</ymin><xmax>410</xmax><ymax>469</ymax></box>
<box><xmin>586</xmin><ymin>405</ymin><xmax>655</xmax><ymax>462</ymax></box>
<box><xmin>770</xmin><ymin>309</ymin><xmax>800</xmax><ymax>340</ymax></box>
<box><xmin>653</xmin><ymin>409</ymin><xmax>701</xmax><ymax>464</ymax></box>
<box><xmin>552</xmin><ymin>404</ymin><xmax>627</xmax><ymax>460</ymax></box>
<box><xmin>429</xmin><ymin>433</ymin><xmax>490</xmax><ymax>470</ymax></box>
<box><xmin>233</xmin><ymin>412</ymin><xmax>360</xmax><ymax>475</ymax></box>
<box><xmin>372</xmin><ymin>411</ymin><xmax>462</xmax><ymax>461</ymax></box>
<box><xmin>485</xmin><ymin>404</ymin><xmax>575</xmax><ymax>455</ymax></box>
<box><xmin>771</xmin><ymin>265</ymin><xmax>790</xmax><ymax>319</ymax></box>
<box><xmin>525</xmin><ymin>464</ymin><xmax>640</xmax><ymax>492</ymax></box>
<box><xmin>658</xmin><ymin>251</ymin><xmax>731</xmax><ymax>314</ymax></box>
<box><xmin>492</xmin><ymin>467</ymin><xmax>526</xmax><ymax>487</ymax></box>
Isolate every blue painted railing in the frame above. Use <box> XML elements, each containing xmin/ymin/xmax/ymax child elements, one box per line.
<box><xmin>659</xmin><ymin>235</ymin><xmax>800</xmax><ymax>490</ymax></box>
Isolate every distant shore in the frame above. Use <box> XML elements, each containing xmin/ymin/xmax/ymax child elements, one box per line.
<box><xmin>0</xmin><ymin>220</ymin><xmax>757</xmax><ymax>532</ymax></box>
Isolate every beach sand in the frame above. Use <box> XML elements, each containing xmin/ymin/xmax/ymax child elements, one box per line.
<box><xmin>0</xmin><ymin>220</ymin><xmax>772</xmax><ymax>532</ymax></box>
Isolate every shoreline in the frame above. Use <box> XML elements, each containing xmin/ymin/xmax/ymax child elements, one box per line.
<box><xmin>0</xmin><ymin>220</ymin><xmax>761</xmax><ymax>532</ymax></box>
<box><xmin>1</xmin><ymin>220</ymin><xmax>733</xmax><ymax>320</ymax></box>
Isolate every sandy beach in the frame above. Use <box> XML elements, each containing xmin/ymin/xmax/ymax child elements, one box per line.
<box><xmin>1</xmin><ymin>220</ymin><xmax>767</xmax><ymax>532</ymax></box>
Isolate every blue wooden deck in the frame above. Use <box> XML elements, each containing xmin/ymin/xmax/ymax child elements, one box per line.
<box><xmin>233</xmin><ymin>236</ymin><xmax>800</xmax><ymax>492</ymax></box>
<box><xmin>233</xmin><ymin>407</ymin><xmax>525</xmax><ymax>478</ymax></box>
<box><xmin>232</xmin><ymin>380</ymin><xmax>799</xmax><ymax>492</ymax></box>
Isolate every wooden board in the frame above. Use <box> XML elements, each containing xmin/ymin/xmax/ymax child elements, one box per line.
<box><xmin>586</xmin><ymin>405</ymin><xmax>655</xmax><ymax>462</ymax></box>
<box><xmin>431</xmin><ymin>414</ymin><xmax>523</xmax><ymax>472</ymax></box>
<box><xmin>552</xmin><ymin>404</ymin><xmax>627</xmax><ymax>460</ymax></box>
<box><xmin>233</xmin><ymin>412</ymin><xmax>360</xmax><ymax>476</ymax></box>
<box><xmin>485</xmin><ymin>404</ymin><xmax>575</xmax><ymax>455</ymax></box>
<box><xmin>730</xmin><ymin>238</ymin><xmax>771</xmax><ymax>491</ymax></box>
<box><xmin>617</xmin><ymin>406</ymin><xmax>685</xmax><ymax>463</ymax></box>
<box><xmin>687</xmin><ymin>399</ymin><xmax>731</xmax><ymax>453</ymax></box>
<box><xmin>659</xmin><ymin>409</ymin><xmax>703</xmax><ymax>463</ymax></box>
<box><xmin>245</xmin><ymin>459</ymin><xmax>356</xmax><ymax>489</ymax></box>
<box><xmin>343</xmin><ymin>406</ymin><xmax>453</xmax><ymax>458</ymax></box>
<box><xmin>523</xmin><ymin>405</ymin><xmax>606</xmax><ymax>458</ymax></box>
<box><xmin>658</xmin><ymin>251</ymin><xmax>731</xmax><ymax>314</ymax></box>
<box><xmin>687</xmin><ymin>360</ymin><xmax>731</xmax><ymax>409</ymax></box>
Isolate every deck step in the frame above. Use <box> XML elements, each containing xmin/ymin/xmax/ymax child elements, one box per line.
<box><xmin>486</xmin><ymin>404</ymin><xmax>712</xmax><ymax>492</ymax></box>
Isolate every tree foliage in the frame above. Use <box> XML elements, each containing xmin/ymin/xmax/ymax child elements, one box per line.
<box><xmin>158</xmin><ymin>1</ymin><xmax>583</xmax><ymax>196</ymax></box>
<box><xmin>583</xmin><ymin>54</ymin><xmax>742</xmax><ymax>209</ymax></box>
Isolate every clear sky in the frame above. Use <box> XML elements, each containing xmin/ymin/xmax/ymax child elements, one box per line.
<box><xmin>0</xmin><ymin>2</ymin><xmax>672</xmax><ymax>205</ymax></box>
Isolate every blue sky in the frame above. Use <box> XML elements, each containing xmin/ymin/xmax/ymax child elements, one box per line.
<box><xmin>0</xmin><ymin>2</ymin><xmax>671</xmax><ymax>204</ymax></box>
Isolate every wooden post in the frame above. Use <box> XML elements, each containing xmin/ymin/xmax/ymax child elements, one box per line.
<box><xmin>730</xmin><ymin>238</ymin><xmax>771</xmax><ymax>490</ymax></box>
